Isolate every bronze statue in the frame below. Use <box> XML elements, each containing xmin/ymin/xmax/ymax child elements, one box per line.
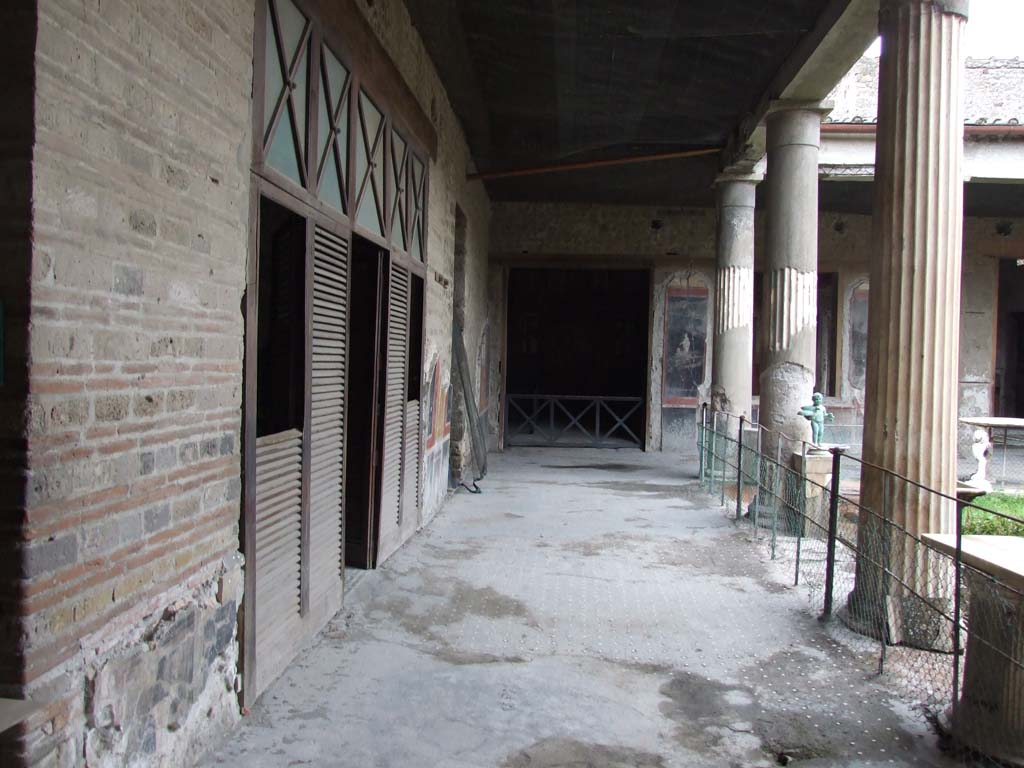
<box><xmin>799</xmin><ymin>392</ymin><xmax>834</xmax><ymax>446</ymax></box>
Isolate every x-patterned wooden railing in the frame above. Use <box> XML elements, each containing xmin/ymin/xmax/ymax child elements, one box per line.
<box><xmin>505</xmin><ymin>394</ymin><xmax>643</xmax><ymax>448</ymax></box>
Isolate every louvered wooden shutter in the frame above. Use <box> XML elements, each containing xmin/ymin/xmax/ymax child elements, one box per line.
<box><xmin>253</xmin><ymin>428</ymin><xmax>303</xmax><ymax>694</ymax></box>
<box><xmin>308</xmin><ymin>226</ymin><xmax>349</xmax><ymax>612</ymax></box>
<box><xmin>377</xmin><ymin>260</ymin><xmax>410</xmax><ymax>563</ymax></box>
<box><xmin>401</xmin><ymin>398</ymin><xmax>421</xmax><ymax>536</ymax></box>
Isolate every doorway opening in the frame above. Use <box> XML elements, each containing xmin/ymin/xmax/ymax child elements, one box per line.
<box><xmin>344</xmin><ymin>234</ymin><xmax>386</xmax><ymax>569</ymax></box>
<box><xmin>505</xmin><ymin>268</ymin><xmax>650</xmax><ymax>448</ymax></box>
<box><xmin>342</xmin><ymin>235</ymin><xmax>425</xmax><ymax>569</ymax></box>
<box><xmin>256</xmin><ymin>199</ymin><xmax>306</xmax><ymax>438</ymax></box>
<box><xmin>997</xmin><ymin>258</ymin><xmax>1024</xmax><ymax>418</ymax></box>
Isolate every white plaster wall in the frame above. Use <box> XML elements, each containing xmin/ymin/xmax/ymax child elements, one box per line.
<box><xmin>820</xmin><ymin>131</ymin><xmax>1024</xmax><ymax>183</ymax></box>
<box><xmin>485</xmin><ymin>265</ymin><xmax>507</xmax><ymax>451</ymax></box>
<box><xmin>958</xmin><ymin>254</ymin><xmax>999</xmax><ymax>476</ymax></box>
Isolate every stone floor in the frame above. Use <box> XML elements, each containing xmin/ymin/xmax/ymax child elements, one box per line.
<box><xmin>201</xmin><ymin>448</ymin><xmax>958</xmax><ymax>768</ymax></box>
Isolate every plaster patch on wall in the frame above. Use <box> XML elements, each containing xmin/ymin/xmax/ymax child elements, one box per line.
<box><xmin>421</xmin><ymin>351</ymin><xmax>452</xmax><ymax>523</ymax></box>
<box><xmin>486</xmin><ymin>265</ymin><xmax>506</xmax><ymax>451</ymax></box>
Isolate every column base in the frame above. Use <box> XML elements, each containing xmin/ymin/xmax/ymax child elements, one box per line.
<box><xmin>841</xmin><ymin>591</ymin><xmax>954</xmax><ymax>653</ymax></box>
<box><xmin>758</xmin><ymin>361</ymin><xmax>814</xmax><ymax>447</ymax></box>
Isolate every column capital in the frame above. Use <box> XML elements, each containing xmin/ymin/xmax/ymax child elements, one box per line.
<box><xmin>766</xmin><ymin>103</ymin><xmax>830</xmax><ymax>152</ymax></box>
<box><xmin>766</xmin><ymin>99</ymin><xmax>833</xmax><ymax>119</ymax></box>
<box><xmin>714</xmin><ymin>171</ymin><xmax>763</xmax><ymax>186</ymax></box>
<box><xmin>714</xmin><ymin>177</ymin><xmax>758</xmax><ymax>208</ymax></box>
<box><xmin>880</xmin><ymin>0</ymin><xmax>968</xmax><ymax>20</ymax></box>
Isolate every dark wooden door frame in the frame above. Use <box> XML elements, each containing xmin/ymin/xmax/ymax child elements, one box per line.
<box><xmin>242</xmin><ymin>176</ymin><xmax>353</xmax><ymax>703</ymax></box>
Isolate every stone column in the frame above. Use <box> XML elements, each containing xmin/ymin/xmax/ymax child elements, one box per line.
<box><xmin>849</xmin><ymin>0</ymin><xmax>967</xmax><ymax>633</ymax></box>
<box><xmin>711</xmin><ymin>177</ymin><xmax>759</xmax><ymax>419</ymax></box>
<box><xmin>759</xmin><ymin>103</ymin><xmax>826</xmax><ymax>446</ymax></box>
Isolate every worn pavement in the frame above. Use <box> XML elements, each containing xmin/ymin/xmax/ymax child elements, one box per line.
<box><xmin>201</xmin><ymin>448</ymin><xmax>957</xmax><ymax>768</ymax></box>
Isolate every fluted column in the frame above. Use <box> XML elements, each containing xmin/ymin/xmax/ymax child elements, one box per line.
<box><xmin>759</xmin><ymin>103</ymin><xmax>827</xmax><ymax>446</ymax></box>
<box><xmin>711</xmin><ymin>177</ymin><xmax>759</xmax><ymax>419</ymax></box>
<box><xmin>849</xmin><ymin>0</ymin><xmax>967</xmax><ymax>630</ymax></box>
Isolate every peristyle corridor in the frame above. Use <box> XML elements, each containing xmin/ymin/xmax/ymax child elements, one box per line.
<box><xmin>203</xmin><ymin>450</ymin><xmax>955</xmax><ymax>767</ymax></box>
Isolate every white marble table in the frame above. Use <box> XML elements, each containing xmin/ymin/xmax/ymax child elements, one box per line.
<box><xmin>959</xmin><ymin>416</ymin><xmax>1024</xmax><ymax>431</ymax></box>
<box><xmin>922</xmin><ymin>534</ymin><xmax>1024</xmax><ymax>765</ymax></box>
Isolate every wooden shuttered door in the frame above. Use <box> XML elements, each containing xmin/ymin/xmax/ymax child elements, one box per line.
<box><xmin>377</xmin><ymin>260</ymin><xmax>410</xmax><ymax>564</ymax></box>
<box><xmin>253</xmin><ymin>429</ymin><xmax>303</xmax><ymax>696</ymax></box>
<box><xmin>247</xmin><ymin>0</ymin><xmax>429</xmax><ymax>707</ymax></box>
<box><xmin>308</xmin><ymin>225</ymin><xmax>349</xmax><ymax>613</ymax></box>
<box><xmin>246</xmin><ymin>210</ymin><xmax>351</xmax><ymax>704</ymax></box>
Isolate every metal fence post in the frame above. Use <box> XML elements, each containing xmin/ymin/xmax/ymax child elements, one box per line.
<box><xmin>878</xmin><ymin>471</ymin><xmax>891</xmax><ymax>674</ymax></box>
<box><xmin>879</xmin><ymin>516</ymin><xmax>889</xmax><ymax>675</ymax></box>
<box><xmin>698</xmin><ymin>403</ymin><xmax>707</xmax><ymax>482</ymax></box>
<box><xmin>753</xmin><ymin>427</ymin><xmax>763</xmax><ymax>538</ymax></box>
<box><xmin>708</xmin><ymin>412</ymin><xmax>718</xmax><ymax>494</ymax></box>
<box><xmin>719</xmin><ymin>414</ymin><xmax>727</xmax><ymax>508</ymax></box>
<box><xmin>952</xmin><ymin>496</ymin><xmax>964</xmax><ymax>724</ymax></box>
<box><xmin>821</xmin><ymin>447</ymin><xmax>845</xmax><ymax>619</ymax></box>
<box><xmin>735</xmin><ymin>415</ymin><xmax>745</xmax><ymax>521</ymax></box>
<box><xmin>1003</xmin><ymin>425</ymin><xmax>1009</xmax><ymax>488</ymax></box>
<box><xmin>773</xmin><ymin>437</ymin><xmax>783</xmax><ymax>558</ymax></box>
<box><xmin>794</xmin><ymin>443</ymin><xmax>806</xmax><ymax>586</ymax></box>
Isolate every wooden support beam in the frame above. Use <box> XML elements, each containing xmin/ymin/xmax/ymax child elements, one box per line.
<box><xmin>467</xmin><ymin>147</ymin><xmax>721</xmax><ymax>182</ymax></box>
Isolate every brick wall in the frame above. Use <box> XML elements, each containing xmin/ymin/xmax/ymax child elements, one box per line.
<box><xmin>5</xmin><ymin>0</ymin><xmax>496</xmax><ymax>761</ymax></box>
<box><xmin>14</xmin><ymin>1</ymin><xmax>254</xmax><ymax>764</ymax></box>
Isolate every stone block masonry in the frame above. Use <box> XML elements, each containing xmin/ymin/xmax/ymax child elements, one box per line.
<box><xmin>6</xmin><ymin>0</ymin><xmax>254</xmax><ymax>765</ymax></box>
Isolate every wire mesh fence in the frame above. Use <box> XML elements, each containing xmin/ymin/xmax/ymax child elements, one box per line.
<box><xmin>697</xmin><ymin>405</ymin><xmax>1024</xmax><ymax>766</ymax></box>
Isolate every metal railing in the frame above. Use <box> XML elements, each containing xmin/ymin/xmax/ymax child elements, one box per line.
<box><xmin>698</xmin><ymin>405</ymin><xmax>1024</xmax><ymax>765</ymax></box>
<box><xmin>505</xmin><ymin>394</ymin><xmax>643</xmax><ymax>447</ymax></box>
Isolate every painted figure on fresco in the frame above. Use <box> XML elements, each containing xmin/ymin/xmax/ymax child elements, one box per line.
<box><xmin>799</xmin><ymin>392</ymin><xmax>834</xmax><ymax>446</ymax></box>
<box><xmin>664</xmin><ymin>288</ymin><xmax>708</xmax><ymax>403</ymax></box>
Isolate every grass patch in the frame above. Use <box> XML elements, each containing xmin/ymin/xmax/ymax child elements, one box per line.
<box><xmin>964</xmin><ymin>493</ymin><xmax>1024</xmax><ymax>537</ymax></box>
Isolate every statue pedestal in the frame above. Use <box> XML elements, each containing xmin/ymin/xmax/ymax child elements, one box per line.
<box><xmin>790</xmin><ymin>450</ymin><xmax>833</xmax><ymax>534</ymax></box>
<box><xmin>746</xmin><ymin>445</ymin><xmax>848</xmax><ymax>537</ymax></box>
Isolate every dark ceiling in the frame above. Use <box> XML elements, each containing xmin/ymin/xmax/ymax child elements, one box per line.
<box><xmin>405</xmin><ymin>0</ymin><xmax>832</xmax><ymax>204</ymax></box>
